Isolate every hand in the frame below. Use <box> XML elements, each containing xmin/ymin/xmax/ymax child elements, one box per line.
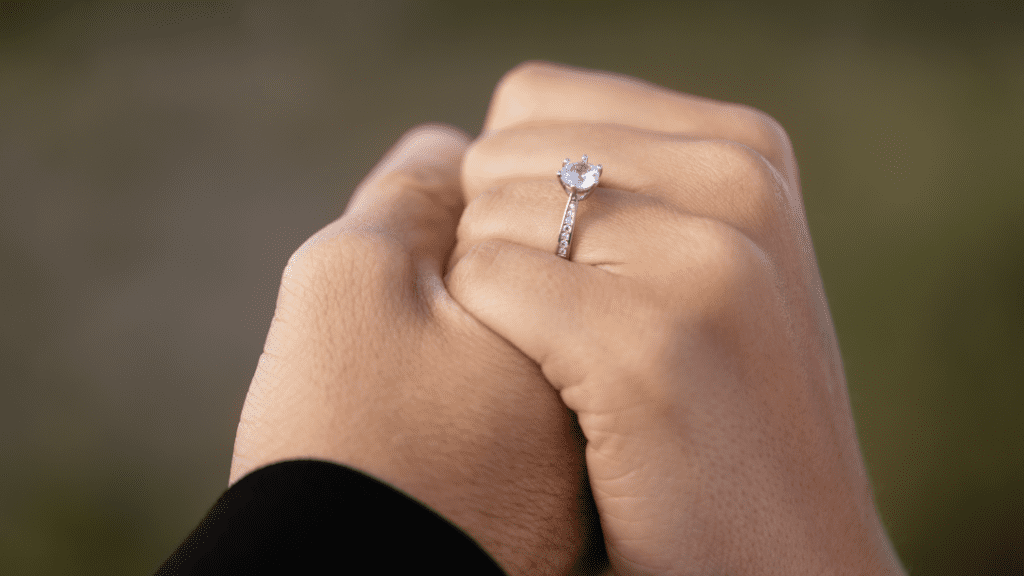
<box><xmin>446</xmin><ymin>62</ymin><xmax>906</xmax><ymax>576</ymax></box>
<box><xmin>229</xmin><ymin>125</ymin><xmax>606</xmax><ymax>576</ymax></box>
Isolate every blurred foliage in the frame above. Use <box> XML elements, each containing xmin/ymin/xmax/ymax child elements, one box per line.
<box><xmin>0</xmin><ymin>1</ymin><xmax>1021</xmax><ymax>574</ymax></box>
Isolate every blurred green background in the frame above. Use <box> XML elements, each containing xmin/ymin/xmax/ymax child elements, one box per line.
<box><xmin>1</xmin><ymin>1</ymin><xmax>1021</xmax><ymax>574</ymax></box>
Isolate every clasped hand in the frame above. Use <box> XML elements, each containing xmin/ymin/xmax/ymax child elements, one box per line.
<box><xmin>229</xmin><ymin>62</ymin><xmax>905</xmax><ymax>576</ymax></box>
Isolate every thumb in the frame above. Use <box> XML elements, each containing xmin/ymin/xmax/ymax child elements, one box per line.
<box><xmin>446</xmin><ymin>238</ymin><xmax>640</xmax><ymax>411</ymax></box>
<box><xmin>341</xmin><ymin>123</ymin><xmax>471</xmax><ymax>269</ymax></box>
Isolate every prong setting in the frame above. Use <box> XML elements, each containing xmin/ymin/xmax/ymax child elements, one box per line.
<box><xmin>557</xmin><ymin>154</ymin><xmax>601</xmax><ymax>199</ymax></box>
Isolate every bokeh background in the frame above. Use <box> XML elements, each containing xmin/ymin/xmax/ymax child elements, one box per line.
<box><xmin>1</xmin><ymin>2</ymin><xmax>1021</xmax><ymax>574</ymax></box>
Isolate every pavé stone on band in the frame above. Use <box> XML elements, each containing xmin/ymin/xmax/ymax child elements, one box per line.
<box><xmin>555</xmin><ymin>155</ymin><xmax>601</xmax><ymax>259</ymax></box>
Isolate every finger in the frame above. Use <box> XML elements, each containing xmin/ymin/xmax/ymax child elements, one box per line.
<box><xmin>443</xmin><ymin>235</ymin><xmax>739</xmax><ymax>453</ymax></box>
<box><xmin>460</xmin><ymin>123</ymin><xmax>797</xmax><ymax>258</ymax></box>
<box><xmin>445</xmin><ymin>230</ymin><xmax>779</xmax><ymax>433</ymax></box>
<box><xmin>485</xmin><ymin>61</ymin><xmax>797</xmax><ymax>189</ymax></box>
<box><xmin>340</xmin><ymin>123</ymin><xmax>471</xmax><ymax>268</ymax></box>
<box><xmin>445</xmin><ymin>239</ymin><xmax>640</xmax><ymax>409</ymax></box>
<box><xmin>450</xmin><ymin>179</ymin><xmax>698</xmax><ymax>278</ymax></box>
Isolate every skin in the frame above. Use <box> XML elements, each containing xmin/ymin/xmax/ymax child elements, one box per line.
<box><xmin>229</xmin><ymin>125</ymin><xmax>607</xmax><ymax>575</ymax></box>
<box><xmin>444</xmin><ymin>62</ymin><xmax>907</xmax><ymax>575</ymax></box>
<box><xmin>231</xmin><ymin>60</ymin><xmax>906</xmax><ymax>575</ymax></box>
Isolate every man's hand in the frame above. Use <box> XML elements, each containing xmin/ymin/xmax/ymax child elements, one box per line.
<box><xmin>229</xmin><ymin>125</ymin><xmax>606</xmax><ymax>576</ymax></box>
<box><xmin>446</xmin><ymin>62</ymin><xmax>905</xmax><ymax>576</ymax></box>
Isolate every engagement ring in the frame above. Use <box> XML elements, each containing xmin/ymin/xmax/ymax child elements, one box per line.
<box><xmin>555</xmin><ymin>155</ymin><xmax>601</xmax><ymax>259</ymax></box>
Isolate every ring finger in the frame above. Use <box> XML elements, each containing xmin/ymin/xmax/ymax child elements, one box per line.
<box><xmin>451</xmin><ymin>178</ymin><xmax>709</xmax><ymax>278</ymax></box>
<box><xmin>459</xmin><ymin>123</ymin><xmax>797</xmax><ymax>263</ymax></box>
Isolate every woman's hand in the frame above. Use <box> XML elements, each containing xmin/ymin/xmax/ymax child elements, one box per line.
<box><xmin>446</xmin><ymin>62</ymin><xmax>905</xmax><ymax>576</ymax></box>
<box><xmin>229</xmin><ymin>125</ymin><xmax>605</xmax><ymax>576</ymax></box>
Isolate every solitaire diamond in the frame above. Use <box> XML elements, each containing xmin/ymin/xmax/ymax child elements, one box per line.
<box><xmin>559</xmin><ymin>155</ymin><xmax>601</xmax><ymax>193</ymax></box>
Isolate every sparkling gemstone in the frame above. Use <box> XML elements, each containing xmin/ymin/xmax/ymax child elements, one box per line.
<box><xmin>560</xmin><ymin>239</ymin><xmax>569</xmax><ymax>248</ymax></box>
<box><xmin>562</xmin><ymin>225</ymin><xmax>572</xmax><ymax>233</ymax></box>
<box><xmin>560</xmin><ymin>159</ymin><xmax>600</xmax><ymax>190</ymax></box>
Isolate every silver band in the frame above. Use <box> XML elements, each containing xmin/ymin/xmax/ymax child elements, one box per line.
<box><xmin>556</xmin><ymin>193</ymin><xmax>579</xmax><ymax>258</ymax></box>
<box><xmin>555</xmin><ymin>155</ymin><xmax>601</xmax><ymax>259</ymax></box>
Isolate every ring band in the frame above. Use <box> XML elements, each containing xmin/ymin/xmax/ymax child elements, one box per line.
<box><xmin>556</xmin><ymin>193</ymin><xmax>578</xmax><ymax>258</ymax></box>
<box><xmin>555</xmin><ymin>155</ymin><xmax>602</xmax><ymax>259</ymax></box>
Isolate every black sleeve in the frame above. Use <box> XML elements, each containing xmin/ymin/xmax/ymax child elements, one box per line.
<box><xmin>155</xmin><ymin>459</ymin><xmax>508</xmax><ymax>575</ymax></box>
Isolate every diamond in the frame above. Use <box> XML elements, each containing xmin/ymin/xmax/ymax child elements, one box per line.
<box><xmin>559</xmin><ymin>156</ymin><xmax>600</xmax><ymax>191</ymax></box>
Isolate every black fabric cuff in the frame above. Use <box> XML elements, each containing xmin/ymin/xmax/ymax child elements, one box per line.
<box><xmin>155</xmin><ymin>459</ymin><xmax>507</xmax><ymax>575</ymax></box>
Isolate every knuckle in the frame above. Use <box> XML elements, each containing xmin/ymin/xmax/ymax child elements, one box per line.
<box><xmin>493</xmin><ymin>60</ymin><xmax>553</xmax><ymax>100</ymax></box>
<box><xmin>487</xmin><ymin>60</ymin><xmax>569</xmax><ymax>126</ymax></box>
<box><xmin>376</xmin><ymin>124</ymin><xmax>467</xmax><ymax>193</ymax></box>
<box><xmin>705</xmin><ymin>139</ymin><xmax>775</xmax><ymax>188</ymax></box>
<box><xmin>698</xmin><ymin>140</ymin><xmax>789</xmax><ymax>231</ymax></box>
<box><xmin>374</xmin><ymin>168</ymin><xmax>430</xmax><ymax>196</ymax></box>
<box><xmin>733</xmin><ymin>105</ymin><xmax>794</xmax><ymax>160</ymax></box>
<box><xmin>283</xmin><ymin>230</ymin><xmax>409</xmax><ymax>305</ymax></box>
<box><xmin>399</xmin><ymin>122</ymin><xmax>471</xmax><ymax>151</ymax></box>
